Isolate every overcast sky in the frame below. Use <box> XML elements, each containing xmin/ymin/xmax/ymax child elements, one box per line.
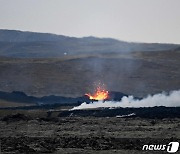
<box><xmin>0</xmin><ymin>0</ymin><xmax>180</xmax><ymax>43</ymax></box>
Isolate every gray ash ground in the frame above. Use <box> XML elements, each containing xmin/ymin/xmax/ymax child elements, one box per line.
<box><xmin>0</xmin><ymin>109</ymin><xmax>180</xmax><ymax>153</ymax></box>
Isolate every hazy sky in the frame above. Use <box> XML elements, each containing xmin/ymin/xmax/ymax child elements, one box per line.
<box><xmin>0</xmin><ymin>0</ymin><xmax>180</xmax><ymax>43</ymax></box>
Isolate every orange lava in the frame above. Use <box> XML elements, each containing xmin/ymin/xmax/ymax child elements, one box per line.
<box><xmin>85</xmin><ymin>87</ymin><xmax>109</xmax><ymax>100</ymax></box>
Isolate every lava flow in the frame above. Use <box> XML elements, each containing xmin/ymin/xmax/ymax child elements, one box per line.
<box><xmin>85</xmin><ymin>87</ymin><xmax>109</xmax><ymax>100</ymax></box>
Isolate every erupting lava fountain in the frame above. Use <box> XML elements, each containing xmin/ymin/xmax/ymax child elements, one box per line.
<box><xmin>85</xmin><ymin>86</ymin><xmax>109</xmax><ymax>101</ymax></box>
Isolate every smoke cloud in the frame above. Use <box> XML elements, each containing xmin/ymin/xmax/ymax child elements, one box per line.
<box><xmin>72</xmin><ymin>89</ymin><xmax>180</xmax><ymax>110</ymax></box>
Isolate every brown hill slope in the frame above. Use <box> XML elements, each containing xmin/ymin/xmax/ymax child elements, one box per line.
<box><xmin>0</xmin><ymin>50</ymin><xmax>179</xmax><ymax>97</ymax></box>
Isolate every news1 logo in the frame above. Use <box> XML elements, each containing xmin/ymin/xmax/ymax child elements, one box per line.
<box><xmin>142</xmin><ymin>142</ymin><xmax>179</xmax><ymax>153</ymax></box>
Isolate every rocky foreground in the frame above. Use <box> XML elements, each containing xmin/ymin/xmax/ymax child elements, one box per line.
<box><xmin>0</xmin><ymin>111</ymin><xmax>180</xmax><ymax>153</ymax></box>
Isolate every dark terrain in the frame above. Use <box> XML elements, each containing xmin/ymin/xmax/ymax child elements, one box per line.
<box><xmin>0</xmin><ymin>108</ymin><xmax>180</xmax><ymax>153</ymax></box>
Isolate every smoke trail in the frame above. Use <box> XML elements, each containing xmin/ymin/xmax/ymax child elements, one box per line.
<box><xmin>72</xmin><ymin>89</ymin><xmax>180</xmax><ymax>110</ymax></box>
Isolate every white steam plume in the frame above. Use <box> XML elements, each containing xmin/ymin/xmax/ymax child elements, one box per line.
<box><xmin>72</xmin><ymin>89</ymin><xmax>180</xmax><ymax>110</ymax></box>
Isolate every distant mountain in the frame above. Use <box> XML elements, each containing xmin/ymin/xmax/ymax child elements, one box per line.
<box><xmin>0</xmin><ymin>29</ymin><xmax>179</xmax><ymax>58</ymax></box>
<box><xmin>0</xmin><ymin>29</ymin><xmax>69</xmax><ymax>42</ymax></box>
<box><xmin>0</xmin><ymin>91</ymin><xmax>85</xmax><ymax>105</ymax></box>
<box><xmin>0</xmin><ymin>91</ymin><xmax>129</xmax><ymax>107</ymax></box>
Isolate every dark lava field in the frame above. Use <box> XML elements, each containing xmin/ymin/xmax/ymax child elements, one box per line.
<box><xmin>0</xmin><ymin>108</ymin><xmax>180</xmax><ymax>154</ymax></box>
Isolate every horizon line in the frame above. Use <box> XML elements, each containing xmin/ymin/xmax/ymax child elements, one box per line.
<box><xmin>0</xmin><ymin>28</ymin><xmax>179</xmax><ymax>45</ymax></box>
